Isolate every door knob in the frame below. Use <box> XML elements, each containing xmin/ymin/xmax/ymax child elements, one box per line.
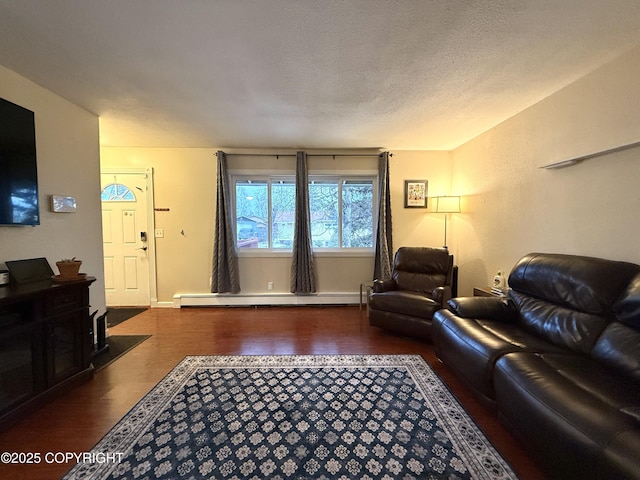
<box><xmin>137</xmin><ymin>246</ymin><xmax>148</xmax><ymax>251</ymax></box>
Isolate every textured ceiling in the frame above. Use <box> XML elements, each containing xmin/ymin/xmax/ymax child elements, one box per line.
<box><xmin>1</xmin><ymin>0</ymin><xmax>640</xmax><ymax>150</ymax></box>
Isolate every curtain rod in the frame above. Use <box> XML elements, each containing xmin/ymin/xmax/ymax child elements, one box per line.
<box><xmin>223</xmin><ymin>153</ymin><xmax>391</xmax><ymax>158</ymax></box>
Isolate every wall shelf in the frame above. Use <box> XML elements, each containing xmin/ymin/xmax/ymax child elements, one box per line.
<box><xmin>541</xmin><ymin>140</ymin><xmax>640</xmax><ymax>170</ymax></box>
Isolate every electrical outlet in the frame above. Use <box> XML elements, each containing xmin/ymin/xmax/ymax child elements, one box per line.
<box><xmin>267</xmin><ymin>282</ymin><xmax>274</xmax><ymax>291</ymax></box>
<box><xmin>155</xmin><ymin>229</ymin><xmax>164</xmax><ymax>238</ymax></box>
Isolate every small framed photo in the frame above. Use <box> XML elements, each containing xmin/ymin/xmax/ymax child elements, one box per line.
<box><xmin>404</xmin><ymin>180</ymin><xmax>428</xmax><ymax>208</ymax></box>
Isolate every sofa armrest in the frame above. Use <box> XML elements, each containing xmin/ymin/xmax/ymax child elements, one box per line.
<box><xmin>373</xmin><ymin>279</ymin><xmax>397</xmax><ymax>293</ymax></box>
<box><xmin>447</xmin><ymin>296</ymin><xmax>517</xmax><ymax>322</ymax></box>
<box><xmin>432</xmin><ymin>285</ymin><xmax>452</xmax><ymax>306</ymax></box>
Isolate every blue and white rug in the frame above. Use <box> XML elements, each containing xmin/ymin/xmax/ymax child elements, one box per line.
<box><xmin>64</xmin><ymin>355</ymin><xmax>518</xmax><ymax>479</ymax></box>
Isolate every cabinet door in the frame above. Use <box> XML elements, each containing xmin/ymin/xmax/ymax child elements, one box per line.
<box><xmin>47</xmin><ymin>313</ymin><xmax>84</xmax><ymax>385</ymax></box>
<box><xmin>0</xmin><ymin>328</ymin><xmax>37</xmax><ymax>412</ymax></box>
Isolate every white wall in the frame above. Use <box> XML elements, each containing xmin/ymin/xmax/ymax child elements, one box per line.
<box><xmin>100</xmin><ymin>148</ymin><xmax>454</xmax><ymax>304</ymax></box>
<box><xmin>100</xmin><ymin>147</ymin><xmax>216</xmax><ymax>304</ymax></box>
<box><xmin>0</xmin><ymin>65</ymin><xmax>106</xmax><ymax>313</ymax></box>
<box><xmin>104</xmin><ymin>45</ymin><xmax>640</xmax><ymax>304</ymax></box>
<box><xmin>450</xmin><ymin>45</ymin><xmax>640</xmax><ymax>296</ymax></box>
<box><xmin>389</xmin><ymin>150</ymin><xmax>454</xmax><ymax>249</ymax></box>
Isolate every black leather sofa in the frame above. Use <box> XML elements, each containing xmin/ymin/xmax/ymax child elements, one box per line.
<box><xmin>432</xmin><ymin>253</ymin><xmax>640</xmax><ymax>479</ymax></box>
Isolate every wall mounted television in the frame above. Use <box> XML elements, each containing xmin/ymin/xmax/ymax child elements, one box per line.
<box><xmin>0</xmin><ymin>98</ymin><xmax>40</xmax><ymax>226</ymax></box>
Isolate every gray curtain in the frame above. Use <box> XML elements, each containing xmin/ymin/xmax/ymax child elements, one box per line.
<box><xmin>290</xmin><ymin>151</ymin><xmax>316</xmax><ymax>293</ymax></box>
<box><xmin>374</xmin><ymin>151</ymin><xmax>393</xmax><ymax>280</ymax></box>
<box><xmin>211</xmin><ymin>151</ymin><xmax>240</xmax><ymax>293</ymax></box>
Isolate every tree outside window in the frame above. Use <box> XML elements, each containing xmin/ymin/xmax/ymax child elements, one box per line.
<box><xmin>234</xmin><ymin>176</ymin><xmax>374</xmax><ymax>251</ymax></box>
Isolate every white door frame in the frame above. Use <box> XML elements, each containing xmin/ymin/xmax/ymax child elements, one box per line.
<box><xmin>101</xmin><ymin>167</ymin><xmax>158</xmax><ymax>306</ymax></box>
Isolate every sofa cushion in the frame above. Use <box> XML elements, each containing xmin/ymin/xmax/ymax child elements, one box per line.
<box><xmin>369</xmin><ymin>290</ymin><xmax>440</xmax><ymax>318</ymax></box>
<box><xmin>510</xmin><ymin>290</ymin><xmax>609</xmax><ymax>354</ymax></box>
<box><xmin>603</xmin><ymin>430</ymin><xmax>640</xmax><ymax>480</ymax></box>
<box><xmin>519</xmin><ymin>352</ymin><xmax>640</xmax><ymax>413</ymax></box>
<box><xmin>446</xmin><ymin>296</ymin><xmax>517</xmax><ymax>323</ymax></box>
<box><xmin>494</xmin><ymin>351</ymin><xmax>640</xmax><ymax>479</ymax></box>
<box><xmin>432</xmin><ymin>310</ymin><xmax>565</xmax><ymax>405</ymax></box>
<box><xmin>591</xmin><ymin>322</ymin><xmax>640</xmax><ymax>384</ymax></box>
<box><xmin>508</xmin><ymin>252</ymin><xmax>640</xmax><ymax>314</ymax></box>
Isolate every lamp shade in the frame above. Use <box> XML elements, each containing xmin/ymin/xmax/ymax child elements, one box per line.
<box><xmin>434</xmin><ymin>196</ymin><xmax>461</xmax><ymax>213</ymax></box>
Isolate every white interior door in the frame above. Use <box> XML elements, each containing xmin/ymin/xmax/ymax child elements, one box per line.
<box><xmin>101</xmin><ymin>171</ymin><xmax>152</xmax><ymax>306</ymax></box>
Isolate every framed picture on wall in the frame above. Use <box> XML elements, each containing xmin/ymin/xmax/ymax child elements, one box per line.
<box><xmin>404</xmin><ymin>180</ymin><xmax>428</xmax><ymax>208</ymax></box>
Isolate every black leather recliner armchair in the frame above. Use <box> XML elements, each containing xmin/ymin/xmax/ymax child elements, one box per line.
<box><xmin>368</xmin><ymin>247</ymin><xmax>457</xmax><ymax>341</ymax></box>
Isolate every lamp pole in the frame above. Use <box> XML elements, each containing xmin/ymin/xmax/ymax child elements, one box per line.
<box><xmin>434</xmin><ymin>196</ymin><xmax>460</xmax><ymax>251</ymax></box>
<box><xmin>443</xmin><ymin>213</ymin><xmax>448</xmax><ymax>250</ymax></box>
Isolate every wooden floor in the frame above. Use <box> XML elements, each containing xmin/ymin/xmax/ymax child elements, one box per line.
<box><xmin>0</xmin><ymin>306</ymin><xmax>547</xmax><ymax>479</ymax></box>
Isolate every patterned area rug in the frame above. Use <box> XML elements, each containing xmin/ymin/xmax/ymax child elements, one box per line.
<box><xmin>63</xmin><ymin>355</ymin><xmax>518</xmax><ymax>479</ymax></box>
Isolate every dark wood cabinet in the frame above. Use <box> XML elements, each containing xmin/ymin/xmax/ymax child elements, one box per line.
<box><xmin>0</xmin><ymin>277</ymin><xmax>95</xmax><ymax>430</ymax></box>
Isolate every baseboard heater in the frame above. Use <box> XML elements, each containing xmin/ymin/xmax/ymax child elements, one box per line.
<box><xmin>173</xmin><ymin>292</ymin><xmax>360</xmax><ymax>307</ymax></box>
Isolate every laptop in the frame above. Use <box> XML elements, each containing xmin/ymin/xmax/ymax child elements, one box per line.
<box><xmin>5</xmin><ymin>257</ymin><xmax>54</xmax><ymax>284</ymax></box>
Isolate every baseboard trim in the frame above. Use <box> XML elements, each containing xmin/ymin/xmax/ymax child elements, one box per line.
<box><xmin>154</xmin><ymin>301</ymin><xmax>178</xmax><ymax>309</ymax></box>
<box><xmin>173</xmin><ymin>292</ymin><xmax>360</xmax><ymax>307</ymax></box>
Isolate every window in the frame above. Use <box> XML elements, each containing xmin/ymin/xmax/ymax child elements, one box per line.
<box><xmin>235</xmin><ymin>178</ymin><xmax>295</xmax><ymax>249</ymax></box>
<box><xmin>338</xmin><ymin>179</ymin><xmax>374</xmax><ymax>248</ymax></box>
<box><xmin>101</xmin><ymin>184</ymin><xmax>136</xmax><ymax>202</ymax></box>
<box><xmin>234</xmin><ymin>175</ymin><xmax>375</xmax><ymax>251</ymax></box>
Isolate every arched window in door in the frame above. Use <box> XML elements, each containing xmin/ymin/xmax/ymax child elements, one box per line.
<box><xmin>101</xmin><ymin>184</ymin><xmax>136</xmax><ymax>202</ymax></box>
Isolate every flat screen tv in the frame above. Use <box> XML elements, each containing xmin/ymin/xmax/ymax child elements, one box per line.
<box><xmin>0</xmin><ymin>98</ymin><xmax>40</xmax><ymax>226</ymax></box>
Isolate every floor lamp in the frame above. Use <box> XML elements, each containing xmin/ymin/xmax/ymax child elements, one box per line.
<box><xmin>434</xmin><ymin>196</ymin><xmax>461</xmax><ymax>250</ymax></box>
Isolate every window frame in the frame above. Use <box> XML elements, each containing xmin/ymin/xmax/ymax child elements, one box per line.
<box><xmin>231</xmin><ymin>171</ymin><xmax>378</xmax><ymax>257</ymax></box>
